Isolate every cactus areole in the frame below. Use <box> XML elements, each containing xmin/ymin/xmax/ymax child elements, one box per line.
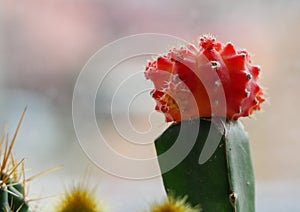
<box><xmin>145</xmin><ymin>35</ymin><xmax>264</xmax><ymax>212</ymax></box>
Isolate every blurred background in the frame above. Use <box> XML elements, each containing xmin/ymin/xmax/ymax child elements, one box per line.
<box><xmin>1</xmin><ymin>0</ymin><xmax>300</xmax><ymax>211</ymax></box>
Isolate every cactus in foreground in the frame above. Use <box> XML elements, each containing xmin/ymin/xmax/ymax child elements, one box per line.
<box><xmin>145</xmin><ymin>35</ymin><xmax>264</xmax><ymax>211</ymax></box>
<box><xmin>0</xmin><ymin>109</ymin><xmax>30</xmax><ymax>212</ymax></box>
<box><xmin>55</xmin><ymin>183</ymin><xmax>105</xmax><ymax>212</ymax></box>
<box><xmin>149</xmin><ymin>195</ymin><xmax>200</xmax><ymax>212</ymax></box>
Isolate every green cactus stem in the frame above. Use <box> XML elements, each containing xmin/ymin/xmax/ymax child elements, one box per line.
<box><xmin>0</xmin><ymin>185</ymin><xmax>10</xmax><ymax>211</ymax></box>
<box><xmin>155</xmin><ymin>118</ymin><xmax>255</xmax><ymax>212</ymax></box>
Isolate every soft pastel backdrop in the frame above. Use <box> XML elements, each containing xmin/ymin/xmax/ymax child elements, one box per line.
<box><xmin>0</xmin><ymin>0</ymin><xmax>299</xmax><ymax>211</ymax></box>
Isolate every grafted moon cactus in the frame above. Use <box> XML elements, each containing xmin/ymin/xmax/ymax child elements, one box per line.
<box><xmin>145</xmin><ymin>35</ymin><xmax>264</xmax><ymax>212</ymax></box>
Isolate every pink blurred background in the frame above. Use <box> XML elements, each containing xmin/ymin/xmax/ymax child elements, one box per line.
<box><xmin>1</xmin><ymin>0</ymin><xmax>300</xmax><ymax>211</ymax></box>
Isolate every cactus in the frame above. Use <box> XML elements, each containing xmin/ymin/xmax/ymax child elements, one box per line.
<box><xmin>56</xmin><ymin>184</ymin><xmax>104</xmax><ymax>212</ymax></box>
<box><xmin>155</xmin><ymin>119</ymin><xmax>254</xmax><ymax>211</ymax></box>
<box><xmin>149</xmin><ymin>195</ymin><xmax>200</xmax><ymax>212</ymax></box>
<box><xmin>145</xmin><ymin>35</ymin><xmax>264</xmax><ymax>211</ymax></box>
<box><xmin>0</xmin><ymin>109</ymin><xmax>62</xmax><ymax>212</ymax></box>
<box><xmin>0</xmin><ymin>109</ymin><xmax>30</xmax><ymax>212</ymax></box>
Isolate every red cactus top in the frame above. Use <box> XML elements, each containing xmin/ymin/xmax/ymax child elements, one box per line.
<box><xmin>144</xmin><ymin>35</ymin><xmax>264</xmax><ymax>123</ymax></box>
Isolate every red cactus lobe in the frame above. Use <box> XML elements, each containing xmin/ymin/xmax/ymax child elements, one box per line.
<box><xmin>145</xmin><ymin>35</ymin><xmax>265</xmax><ymax>123</ymax></box>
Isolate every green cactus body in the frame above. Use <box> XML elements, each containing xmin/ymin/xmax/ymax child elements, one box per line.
<box><xmin>0</xmin><ymin>185</ymin><xmax>11</xmax><ymax>211</ymax></box>
<box><xmin>0</xmin><ymin>179</ymin><xmax>29</xmax><ymax>212</ymax></box>
<box><xmin>0</xmin><ymin>167</ymin><xmax>30</xmax><ymax>212</ymax></box>
<box><xmin>155</xmin><ymin>119</ymin><xmax>255</xmax><ymax>212</ymax></box>
<box><xmin>8</xmin><ymin>183</ymin><xmax>29</xmax><ymax>212</ymax></box>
